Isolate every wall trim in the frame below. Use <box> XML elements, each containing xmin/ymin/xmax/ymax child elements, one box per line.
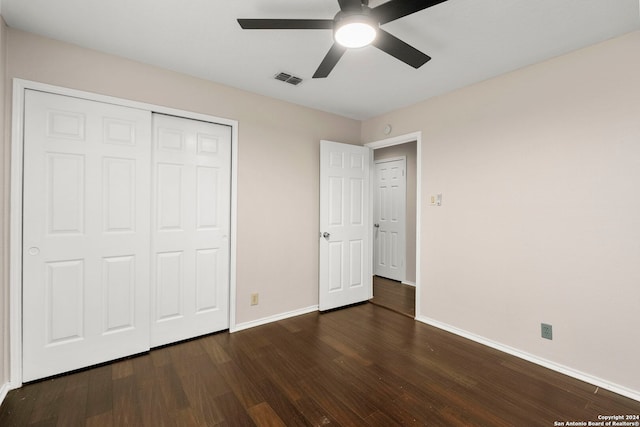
<box><xmin>0</xmin><ymin>382</ymin><xmax>10</xmax><ymax>406</ymax></box>
<box><xmin>401</xmin><ymin>281</ymin><xmax>416</xmax><ymax>287</ymax></box>
<box><xmin>233</xmin><ymin>305</ymin><xmax>319</xmax><ymax>333</ymax></box>
<box><xmin>9</xmin><ymin>78</ymin><xmax>239</xmax><ymax>387</ymax></box>
<box><xmin>416</xmin><ymin>315</ymin><xmax>640</xmax><ymax>403</ymax></box>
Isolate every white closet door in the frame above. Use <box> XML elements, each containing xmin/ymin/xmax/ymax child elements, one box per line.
<box><xmin>151</xmin><ymin>114</ymin><xmax>231</xmax><ymax>347</ymax></box>
<box><xmin>22</xmin><ymin>90</ymin><xmax>152</xmax><ymax>382</ymax></box>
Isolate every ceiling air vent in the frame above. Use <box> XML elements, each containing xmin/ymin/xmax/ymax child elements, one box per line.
<box><xmin>274</xmin><ymin>72</ymin><xmax>303</xmax><ymax>86</ymax></box>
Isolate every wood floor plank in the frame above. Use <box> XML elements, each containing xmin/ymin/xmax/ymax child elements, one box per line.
<box><xmin>298</xmin><ymin>376</ymin><xmax>375</xmax><ymax>425</ymax></box>
<box><xmin>200</xmin><ymin>333</ymin><xmax>232</xmax><ymax>365</ymax></box>
<box><xmin>112</xmin><ymin>375</ymin><xmax>143</xmax><ymax>426</ymax></box>
<box><xmin>198</xmin><ymin>363</ymin><xmax>233</xmax><ymax>399</ymax></box>
<box><xmin>85</xmin><ymin>364</ymin><xmax>113</xmax><ymax>420</ymax></box>
<box><xmin>55</xmin><ymin>374</ymin><xmax>89</xmax><ymax>427</ymax></box>
<box><xmin>222</xmin><ymin>344</ymin><xmax>271</xmax><ymax>385</ymax></box>
<box><xmin>178</xmin><ymin>372</ymin><xmax>226</xmax><ymax>425</ymax></box>
<box><xmin>247</xmin><ymin>402</ymin><xmax>287</xmax><ymax>427</ymax></box>
<box><xmin>301</xmin><ymin>364</ymin><xmax>378</xmax><ymax>420</ymax></box>
<box><xmin>27</xmin><ymin>419</ymin><xmax>58</xmax><ymax>427</ymax></box>
<box><xmin>292</xmin><ymin>396</ymin><xmax>340</xmax><ymax>426</ymax></box>
<box><xmin>214</xmin><ymin>391</ymin><xmax>257</xmax><ymax>426</ymax></box>
<box><xmin>252</xmin><ymin>378</ymin><xmax>309</xmax><ymax>427</ymax></box>
<box><xmin>370</xmin><ymin>275</ymin><xmax>415</xmax><ymax>317</ymax></box>
<box><xmin>318</xmin><ymin>332</ymin><xmax>373</xmax><ymax>366</ymax></box>
<box><xmin>172</xmin><ymin>408</ymin><xmax>203</xmax><ymax>427</ymax></box>
<box><xmin>229</xmin><ymin>326</ymin><xmax>275</xmax><ymax>359</ymax></box>
<box><xmin>135</xmin><ymin>380</ymin><xmax>170</xmax><ymax>427</ymax></box>
<box><xmin>85</xmin><ymin>411</ymin><xmax>113</xmax><ymax>427</ymax></box>
<box><xmin>156</xmin><ymin>364</ymin><xmax>191</xmax><ymax>413</ymax></box>
<box><xmin>27</xmin><ymin>377</ymin><xmax>67</xmax><ymax>425</ymax></box>
<box><xmin>111</xmin><ymin>358</ymin><xmax>134</xmax><ymax>380</ymax></box>
<box><xmin>2</xmin><ymin>303</ymin><xmax>639</xmax><ymax>426</ymax></box>
<box><xmin>215</xmin><ymin>360</ymin><xmax>266</xmax><ymax>409</ymax></box>
<box><xmin>364</xmin><ymin>410</ymin><xmax>402</xmax><ymax>426</ymax></box>
<box><xmin>251</xmin><ymin>346</ymin><xmax>308</xmax><ymax>402</ymax></box>
<box><xmin>0</xmin><ymin>384</ymin><xmax>39</xmax><ymax>427</ymax></box>
<box><xmin>150</xmin><ymin>345</ymin><xmax>173</xmax><ymax>368</ymax></box>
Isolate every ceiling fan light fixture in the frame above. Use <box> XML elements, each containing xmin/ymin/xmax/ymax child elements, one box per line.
<box><xmin>238</xmin><ymin>0</ymin><xmax>441</xmax><ymax>78</ymax></box>
<box><xmin>334</xmin><ymin>14</ymin><xmax>377</xmax><ymax>48</ymax></box>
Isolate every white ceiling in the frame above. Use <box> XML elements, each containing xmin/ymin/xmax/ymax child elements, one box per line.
<box><xmin>2</xmin><ymin>0</ymin><xmax>639</xmax><ymax>120</ymax></box>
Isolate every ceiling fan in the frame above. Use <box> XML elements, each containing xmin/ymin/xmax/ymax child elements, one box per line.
<box><xmin>238</xmin><ymin>0</ymin><xmax>449</xmax><ymax>78</ymax></box>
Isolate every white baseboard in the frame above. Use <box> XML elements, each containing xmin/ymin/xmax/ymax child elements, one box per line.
<box><xmin>401</xmin><ymin>280</ymin><xmax>416</xmax><ymax>287</ymax></box>
<box><xmin>231</xmin><ymin>305</ymin><xmax>319</xmax><ymax>333</ymax></box>
<box><xmin>0</xmin><ymin>382</ymin><xmax>11</xmax><ymax>407</ymax></box>
<box><xmin>416</xmin><ymin>315</ymin><xmax>640</xmax><ymax>403</ymax></box>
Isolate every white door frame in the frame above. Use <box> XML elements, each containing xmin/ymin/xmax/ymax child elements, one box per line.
<box><xmin>365</xmin><ymin>132</ymin><xmax>421</xmax><ymax>318</ymax></box>
<box><xmin>373</xmin><ymin>156</ymin><xmax>407</xmax><ymax>282</ymax></box>
<box><xmin>9</xmin><ymin>79</ymin><xmax>239</xmax><ymax>389</ymax></box>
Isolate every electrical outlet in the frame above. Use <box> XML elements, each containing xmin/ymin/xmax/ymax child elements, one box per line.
<box><xmin>250</xmin><ymin>293</ymin><xmax>259</xmax><ymax>306</ymax></box>
<box><xmin>541</xmin><ymin>323</ymin><xmax>553</xmax><ymax>340</ymax></box>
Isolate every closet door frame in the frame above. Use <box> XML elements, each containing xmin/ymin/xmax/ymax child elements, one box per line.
<box><xmin>9</xmin><ymin>78</ymin><xmax>239</xmax><ymax>388</ymax></box>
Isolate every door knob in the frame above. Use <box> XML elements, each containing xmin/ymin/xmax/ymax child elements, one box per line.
<box><xmin>28</xmin><ymin>247</ymin><xmax>40</xmax><ymax>255</ymax></box>
<box><xmin>374</xmin><ymin>223</ymin><xmax>380</xmax><ymax>228</ymax></box>
<box><xmin>322</xmin><ymin>232</ymin><xmax>330</xmax><ymax>238</ymax></box>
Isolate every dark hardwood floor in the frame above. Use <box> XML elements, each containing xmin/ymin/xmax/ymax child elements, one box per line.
<box><xmin>1</xmin><ymin>303</ymin><xmax>639</xmax><ymax>426</ymax></box>
<box><xmin>370</xmin><ymin>275</ymin><xmax>416</xmax><ymax>318</ymax></box>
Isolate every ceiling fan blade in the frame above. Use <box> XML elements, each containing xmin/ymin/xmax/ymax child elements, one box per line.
<box><xmin>313</xmin><ymin>43</ymin><xmax>348</xmax><ymax>78</ymax></box>
<box><xmin>238</xmin><ymin>19</ymin><xmax>333</xmax><ymax>30</ymax></box>
<box><xmin>372</xmin><ymin>0</ymin><xmax>449</xmax><ymax>25</ymax></box>
<box><xmin>337</xmin><ymin>0</ymin><xmax>363</xmax><ymax>11</ymax></box>
<box><xmin>372</xmin><ymin>29</ymin><xmax>431</xmax><ymax>69</ymax></box>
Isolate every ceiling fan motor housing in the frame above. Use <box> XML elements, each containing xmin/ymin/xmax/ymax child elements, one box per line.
<box><xmin>333</xmin><ymin>6</ymin><xmax>379</xmax><ymax>48</ymax></box>
<box><xmin>334</xmin><ymin>5</ymin><xmax>378</xmax><ymax>28</ymax></box>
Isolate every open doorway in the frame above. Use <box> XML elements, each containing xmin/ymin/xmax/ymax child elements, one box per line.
<box><xmin>369</xmin><ymin>140</ymin><xmax>417</xmax><ymax>317</ymax></box>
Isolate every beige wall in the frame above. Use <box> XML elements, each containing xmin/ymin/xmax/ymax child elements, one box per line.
<box><xmin>363</xmin><ymin>31</ymin><xmax>640</xmax><ymax>394</ymax></box>
<box><xmin>373</xmin><ymin>142</ymin><xmax>417</xmax><ymax>283</ymax></box>
<box><xmin>0</xmin><ymin>17</ymin><xmax>8</xmax><ymax>391</ymax></box>
<box><xmin>2</xmin><ymin>28</ymin><xmax>361</xmax><ymax>335</ymax></box>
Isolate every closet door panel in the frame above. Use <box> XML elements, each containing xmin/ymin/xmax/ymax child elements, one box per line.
<box><xmin>151</xmin><ymin>114</ymin><xmax>231</xmax><ymax>347</ymax></box>
<box><xmin>22</xmin><ymin>90</ymin><xmax>152</xmax><ymax>382</ymax></box>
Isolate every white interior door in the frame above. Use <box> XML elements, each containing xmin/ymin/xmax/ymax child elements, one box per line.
<box><xmin>151</xmin><ymin>114</ymin><xmax>231</xmax><ymax>347</ymax></box>
<box><xmin>319</xmin><ymin>140</ymin><xmax>371</xmax><ymax>311</ymax></box>
<box><xmin>22</xmin><ymin>90</ymin><xmax>152</xmax><ymax>382</ymax></box>
<box><xmin>374</xmin><ymin>158</ymin><xmax>406</xmax><ymax>281</ymax></box>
